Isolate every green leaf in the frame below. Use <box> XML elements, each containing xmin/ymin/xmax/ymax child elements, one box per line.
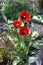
<box><xmin>16</xmin><ymin>0</ymin><xmax>27</xmax><ymax>4</ymax></box>
<box><xmin>1</xmin><ymin>12</ymin><xmax>8</xmax><ymax>23</ymax></box>
<box><xmin>28</xmin><ymin>57</ymin><xmax>35</xmax><ymax>63</ymax></box>
<box><xmin>8</xmin><ymin>20</ymin><xmax>13</xmax><ymax>24</ymax></box>
<box><xmin>32</xmin><ymin>15</ymin><xmax>43</xmax><ymax>24</ymax></box>
<box><xmin>31</xmin><ymin>31</ymin><xmax>39</xmax><ymax>40</ymax></box>
<box><xmin>13</xmin><ymin>58</ymin><xmax>21</xmax><ymax>65</ymax></box>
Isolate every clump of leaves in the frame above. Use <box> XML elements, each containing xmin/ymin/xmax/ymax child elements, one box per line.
<box><xmin>2</xmin><ymin>0</ymin><xmax>36</xmax><ymax>20</ymax></box>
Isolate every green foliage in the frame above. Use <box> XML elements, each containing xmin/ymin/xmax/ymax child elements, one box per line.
<box><xmin>0</xmin><ymin>0</ymin><xmax>43</xmax><ymax>65</ymax></box>
<box><xmin>35</xmin><ymin>0</ymin><xmax>39</xmax><ymax>5</ymax></box>
<box><xmin>32</xmin><ymin>15</ymin><xmax>43</xmax><ymax>24</ymax></box>
<box><xmin>0</xmin><ymin>19</ymin><xmax>43</xmax><ymax>65</ymax></box>
<box><xmin>0</xmin><ymin>19</ymin><xmax>42</xmax><ymax>65</ymax></box>
<box><xmin>28</xmin><ymin>57</ymin><xmax>35</xmax><ymax>63</ymax></box>
<box><xmin>2</xmin><ymin>0</ymin><xmax>36</xmax><ymax>20</ymax></box>
<box><xmin>16</xmin><ymin>0</ymin><xmax>27</xmax><ymax>4</ymax></box>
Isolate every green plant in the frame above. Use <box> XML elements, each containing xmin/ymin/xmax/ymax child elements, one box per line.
<box><xmin>2</xmin><ymin>0</ymin><xmax>36</xmax><ymax>20</ymax></box>
<box><xmin>0</xmin><ymin>0</ymin><xmax>43</xmax><ymax>65</ymax></box>
<box><xmin>0</xmin><ymin>10</ymin><xmax>43</xmax><ymax>65</ymax></box>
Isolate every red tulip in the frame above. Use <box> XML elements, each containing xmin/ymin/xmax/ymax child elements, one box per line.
<box><xmin>20</xmin><ymin>11</ymin><xmax>30</xmax><ymax>22</ymax></box>
<box><xmin>18</xmin><ymin>26</ymin><xmax>30</xmax><ymax>36</ymax></box>
<box><xmin>13</xmin><ymin>20</ymin><xmax>22</xmax><ymax>28</ymax></box>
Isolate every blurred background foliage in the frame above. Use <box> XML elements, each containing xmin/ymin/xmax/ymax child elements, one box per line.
<box><xmin>16</xmin><ymin>0</ymin><xmax>27</xmax><ymax>3</ymax></box>
<box><xmin>2</xmin><ymin>0</ymin><xmax>36</xmax><ymax>20</ymax></box>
